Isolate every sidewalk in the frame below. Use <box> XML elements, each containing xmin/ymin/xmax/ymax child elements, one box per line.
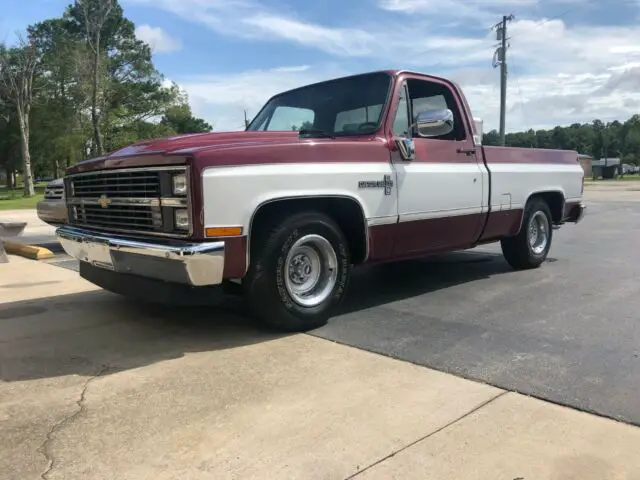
<box><xmin>0</xmin><ymin>210</ymin><xmax>59</xmax><ymax>260</ymax></box>
<box><xmin>1</xmin><ymin>256</ymin><xmax>640</xmax><ymax>479</ymax></box>
<box><xmin>0</xmin><ymin>209</ymin><xmax>55</xmax><ymax>236</ymax></box>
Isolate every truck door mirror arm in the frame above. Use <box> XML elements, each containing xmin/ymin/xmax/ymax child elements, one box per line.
<box><xmin>395</xmin><ymin>137</ymin><xmax>415</xmax><ymax>161</ymax></box>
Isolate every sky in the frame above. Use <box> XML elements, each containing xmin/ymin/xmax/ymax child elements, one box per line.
<box><xmin>1</xmin><ymin>0</ymin><xmax>640</xmax><ymax>133</ymax></box>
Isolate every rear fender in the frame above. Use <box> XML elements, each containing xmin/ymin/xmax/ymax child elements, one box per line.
<box><xmin>516</xmin><ymin>190</ymin><xmax>566</xmax><ymax>233</ymax></box>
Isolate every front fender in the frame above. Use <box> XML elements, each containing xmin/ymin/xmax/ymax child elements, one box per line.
<box><xmin>200</xmin><ymin>163</ymin><xmax>398</xmax><ymax>233</ymax></box>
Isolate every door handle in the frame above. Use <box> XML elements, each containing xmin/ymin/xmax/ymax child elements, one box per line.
<box><xmin>457</xmin><ymin>148</ymin><xmax>476</xmax><ymax>156</ymax></box>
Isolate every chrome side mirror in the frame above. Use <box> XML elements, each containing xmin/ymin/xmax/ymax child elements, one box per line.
<box><xmin>395</xmin><ymin>137</ymin><xmax>415</xmax><ymax>161</ymax></box>
<box><xmin>414</xmin><ymin>109</ymin><xmax>454</xmax><ymax>138</ymax></box>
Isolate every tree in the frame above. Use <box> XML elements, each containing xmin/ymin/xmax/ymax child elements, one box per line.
<box><xmin>483</xmin><ymin>115</ymin><xmax>640</xmax><ymax>166</ymax></box>
<box><xmin>1</xmin><ymin>1</ymin><xmax>215</xmax><ymax>184</ymax></box>
<box><xmin>0</xmin><ymin>98</ymin><xmax>21</xmax><ymax>188</ymax></box>
<box><xmin>161</xmin><ymin>103</ymin><xmax>213</xmax><ymax>134</ymax></box>
<box><xmin>65</xmin><ymin>0</ymin><xmax>181</xmax><ymax>155</ymax></box>
<box><xmin>0</xmin><ymin>38</ymin><xmax>39</xmax><ymax>196</ymax></box>
<box><xmin>65</xmin><ymin>0</ymin><xmax>116</xmax><ymax>156</ymax></box>
<box><xmin>28</xmin><ymin>19</ymin><xmax>90</xmax><ymax>175</ymax></box>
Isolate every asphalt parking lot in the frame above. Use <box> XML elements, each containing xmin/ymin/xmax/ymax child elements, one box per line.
<box><xmin>1</xmin><ymin>182</ymin><xmax>639</xmax><ymax>478</ymax></box>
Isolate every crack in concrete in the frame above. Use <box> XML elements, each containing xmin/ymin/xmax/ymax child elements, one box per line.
<box><xmin>345</xmin><ymin>390</ymin><xmax>510</xmax><ymax>479</ymax></box>
<box><xmin>39</xmin><ymin>365</ymin><xmax>109</xmax><ymax>480</ymax></box>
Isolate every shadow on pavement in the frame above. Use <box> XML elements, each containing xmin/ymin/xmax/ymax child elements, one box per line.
<box><xmin>0</xmin><ymin>290</ymin><xmax>288</xmax><ymax>383</ymax></box>
<box><xmin>0</xmin><ymin>249</ymin><xmax>512</xmax><ymax>383</ymax></box>
<box><xmin>338</xmin><ymin>250</ymin><xmax>511</xmax><ymax>315</ymax></box>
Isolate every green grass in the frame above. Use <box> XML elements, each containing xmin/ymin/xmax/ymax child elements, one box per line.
<box><xmin>0</xmin><ymin>185</ymin><xmax>46</xmax><ymax>210</ymax></box>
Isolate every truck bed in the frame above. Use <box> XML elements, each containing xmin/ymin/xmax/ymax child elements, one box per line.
<box><xmin>480</xmin><ymin>145</ymin><xmax>583</xmax><ymax>214</ymax></box>
<box><xmin>482</xmin><ymin>145</ymin><xmax>580</xmax><ymax>166</ymax></box>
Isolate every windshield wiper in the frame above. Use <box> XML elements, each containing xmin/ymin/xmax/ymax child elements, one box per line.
<box><xmin>298</xmin><ymin>128</ymin><xmax>334</xmax><ymax>138</ymax></box>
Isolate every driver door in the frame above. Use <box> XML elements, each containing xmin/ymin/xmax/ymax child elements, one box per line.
<box><xmin>389</xmin><ymin>75</ymin><xmax>486</xmax><ymax>256</ymax></box>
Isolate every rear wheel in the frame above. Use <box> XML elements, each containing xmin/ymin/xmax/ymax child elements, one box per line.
<box><xmin>244</xmin><ymin>211</ymin><xmax>351</xmax><ymax>332</ymax></box>
<box><xmin>501</xmin><ymin>198</ymin><xmax>553</xmax><ymax>270</ymax></box>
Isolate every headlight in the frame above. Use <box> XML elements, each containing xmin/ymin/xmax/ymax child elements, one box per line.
<box><xmin>172</xmin><ymin>173</ymin><xmax>187</xmax><ymax>195</ymax></box>
<box><xmin>174</xmin><ymin>209</ymin><xmax>189</xmax><ymax>230</ymax></box>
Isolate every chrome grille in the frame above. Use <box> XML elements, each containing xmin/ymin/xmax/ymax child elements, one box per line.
<box><xmin>66</xmin><ymin>166</ymin><xmax>189</xmax><ymax>237</ymax></box>
<box><xmin>71</xmin><ymin>170</ymin><xmax>161</xmax><ymax>198</ymax></box>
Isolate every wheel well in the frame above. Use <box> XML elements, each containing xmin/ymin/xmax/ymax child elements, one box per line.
<box><xmin>527</xmin><ymin>191</ymin><xmax>564</xmax><ymax>224</ymax></box>
<box><xmin>249</xmin><ymin>196</ymin><xmax>368</xmax><ymax>265</ymax></box>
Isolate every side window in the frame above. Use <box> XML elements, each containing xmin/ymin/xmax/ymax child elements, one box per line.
<box><xmin>407</xmin><ymin>79</ymin><xmax>466</xmax><ymax>141</ymax></box>
<box><xmin>262</xmin><ymin>106</ymin><xmax>315</xmax><ymax>131</ymax></box>
<box><xmin>334</xmin><ymin>105</ymin><xmax>383</xmax><ymax>133</ymax></box>
<box><xmin>392</xmin><ymin>84</ymin><xmax>410</xmax><ymax>137</ymax></box>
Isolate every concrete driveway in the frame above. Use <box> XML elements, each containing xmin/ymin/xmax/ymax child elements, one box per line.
<box><xmin>3</xmin><ymin>256</ymin><xmax>640</xmax><ymax>480</ymax></box>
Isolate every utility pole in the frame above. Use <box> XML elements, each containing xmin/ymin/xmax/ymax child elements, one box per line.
<box><xmin>243</xmin><ymin>109</ymin><xmax>250</xmax><ymax>129</ymax></box>
<box><xmin>493</xmin><ymin>14</ymin><xmax>514</xmax><ymax>146</ymax></box>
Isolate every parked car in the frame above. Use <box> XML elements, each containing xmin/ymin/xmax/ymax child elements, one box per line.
<box><xmin>37</xmin><ymin>178</ymin><xmax>67</xmax><ymax>226</ymax></box>
<box><xmin>56</xmin><ymin>69</ymin><xmax>586</xmax><ymax>332</ymax></box>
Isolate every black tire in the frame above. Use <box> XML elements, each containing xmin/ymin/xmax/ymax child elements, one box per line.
<box><xmin>244</xmin><ymin>211</ymin><xmax>351</xmax><ymax>332</ymax></box>
<box><xmin>501</xmin><ymin>198</ymin><xmax>553</xmax><ymax>270</ymax></box>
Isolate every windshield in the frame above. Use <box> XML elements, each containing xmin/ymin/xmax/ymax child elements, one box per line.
<box><xmin>247</xmin><ymin>72</ymin><xmax>392</xmax><ymax>136</ymax></box>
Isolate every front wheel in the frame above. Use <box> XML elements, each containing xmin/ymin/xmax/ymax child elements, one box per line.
<box><xmin>501</xmin><ymin>198</ymin><xmax>553</xmax><ymax>270</ymax></box>
<box><xmin>244</xmin><ymin>211</ymin><xmax>351</xmax><ymax>332</ymax></box>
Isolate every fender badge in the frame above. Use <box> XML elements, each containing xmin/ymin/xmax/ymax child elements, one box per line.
<box><xmin>358</xmin><ymin>175</ymin><xmax>394</xmax><ymax>195</ymax></box>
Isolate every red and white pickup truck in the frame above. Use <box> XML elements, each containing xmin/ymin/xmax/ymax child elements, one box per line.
<box><xmin>57</xmin><ymin>69</ymin><xmax>586</xmax><ymax>331</ymax></box>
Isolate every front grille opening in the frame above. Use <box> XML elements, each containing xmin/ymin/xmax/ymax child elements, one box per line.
<box><xmin>44</xmin><ymin>187</ymin><xmax>64</xmax><ymax>200</ymax></box>
<box><xmin>73</xmin><ymin>205</ymin><xmax>162</xmax><ymax>231</ymax></box>
<box><xmin>72</xmin><ymin>171</ymin><xmax>161</xmax><ymax>198</ymax></box>
<box><xmin>67</xmin><ymin>167</ymin><xmax>188</xmax><ymax>237</ymax></box>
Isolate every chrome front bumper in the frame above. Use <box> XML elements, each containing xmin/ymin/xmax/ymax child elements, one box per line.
<box><xmin>56</xmin><ymin>226</ymin><xmax>225</xmax><ymax>286</ymax></box>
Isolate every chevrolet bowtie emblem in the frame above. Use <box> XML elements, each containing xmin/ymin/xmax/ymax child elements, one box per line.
<box><xmin>98</xmin><ymin>194</ymin><xmax>112</xmax><ymax>209</ymax></box>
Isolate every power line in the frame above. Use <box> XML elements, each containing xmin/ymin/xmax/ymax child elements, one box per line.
<box><xmin>485</xmin><ymin>4</ymin><xmax>581</xmax><ymax>144</ymax></box>
<box><xmin>507</xmin><ymin>5</ymin><xmax>578</xmax><ymax>42</ymax></box>
<box><xmin>496</xmin><ymin>5</ymin><xmax>580</xmax><ymax>143</ymax></box>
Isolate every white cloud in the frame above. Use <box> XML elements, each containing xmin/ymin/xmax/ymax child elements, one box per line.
<box><xmin>173</xmin><ymin>64</ymin><xmax>348</xmax><ymax>131</ymax></box>
<box><xmin>135</xmin><ymin>25</ymin><xmax>182</xmax><ymax>53</ymax></box>
<box><xmin>379</xmin><ymin>0</ymin><xmax>537</xmax><ymax>21</ymax></box>
<box><xmin>126</xmin><ymin>0</ymin><xmax>640</xmax><ymax>132</ymax></box>
<box><xmin>242</xmin><ymin>15</ymin><xmax>375</xmax><ymax>57</ymax></box>
<box><xmin>379</xmin><ymin>0</ymin><xmax>538</xmax><ymax>12</ymax></box>
<box><xmin>438</xmin><ymin>17</ymin><xmax>640</xmax><ymax>131</ymax></box>
<box><xmin>125</xmin><ymin>0</ymin><xmax>485</xmax><ymax>60</ymax></box>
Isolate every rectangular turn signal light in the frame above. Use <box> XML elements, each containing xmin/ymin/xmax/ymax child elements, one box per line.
<box><xmin>205</xmin><ymin>226</ymin><xmax>243</xmax><ymax>238</ymax></box>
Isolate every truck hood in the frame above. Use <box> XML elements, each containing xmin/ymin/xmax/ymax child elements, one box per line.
<box><xmin>66</xmin><ymin>131</ymin><xmax>303</xmax><ymax>174</ymax></box>
<box><xmin>112</xmin><ymin>131</ymin><xmax>302</xmax><ymax>157</ymax></box>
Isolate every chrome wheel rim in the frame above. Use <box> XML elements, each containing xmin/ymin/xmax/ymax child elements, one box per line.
<box><xmin>284</xmin><ymin>234</ymin><xmax>338</xmax><ymax>308</ymax></box>
<box><xmin>528</xmin><ymin>211</ymin><xmax>549</xmax><ymax>255</ymax></box>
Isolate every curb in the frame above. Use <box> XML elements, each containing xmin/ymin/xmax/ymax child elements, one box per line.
<box><xmin>1</xmin><ymin>240</ymin><xmax>55</xmax><ymax>260</ymax></box>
